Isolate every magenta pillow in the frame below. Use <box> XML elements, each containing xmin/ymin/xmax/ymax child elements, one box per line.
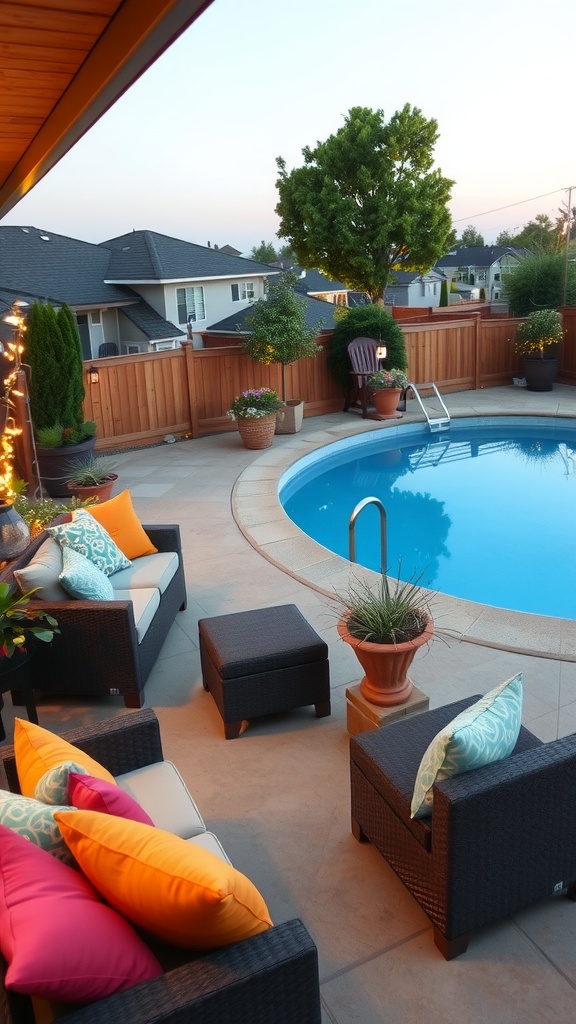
<box><xmin>0</xmin><ymin>825</ymin><xmax>162</xmax><ymax>1002</ymax></box>
<box><xmin>67</xmin><ymin>773</ymin><xmax>154</xmax><ymax>825</ymax></box>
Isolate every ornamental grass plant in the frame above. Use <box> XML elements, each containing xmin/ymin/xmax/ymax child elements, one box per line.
<box><xmin>228</xmin><ymin>387</ymin><xmax>284</xmax><ymax>420</ymax></box>
<box><xmin>339</xmin><ymin>569</ymin><xmax>431</xmax><ymax>645</ymax></box>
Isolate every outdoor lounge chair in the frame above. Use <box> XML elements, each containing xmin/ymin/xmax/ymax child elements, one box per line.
<box><xmin>343</xmin><ymin>337</ymin><xmax>379</xmax><ymax>417</ymax></box>
<box><xmin>350</xmin><ymin>695</ymin><xmax>576</xmax><ymax>959</ymax></box>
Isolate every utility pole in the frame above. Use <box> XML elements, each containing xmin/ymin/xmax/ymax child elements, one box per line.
<box><xmin>562</xmin><ymin>185</ymin><xmax>575</xmax><ymax>307</ymax></box>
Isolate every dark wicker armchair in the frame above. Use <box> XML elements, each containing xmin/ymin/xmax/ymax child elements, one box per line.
<box><xmin>350</xmin><ymin>695</ymin><xmax>576</xmax><ymax>959</ymax></box>
<box><xmin>0</xmin><ymin>525</ymin><xmax>187</xmax><ymax>709</ymax></box>
<box><xmin>0</xmin><ymin>709</ymin><xmax>322</xmax><ymax>1024</ymax></box>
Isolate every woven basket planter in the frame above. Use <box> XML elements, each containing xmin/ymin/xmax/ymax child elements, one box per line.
<box><xmin>237</xmin><ymin>414</ymin><xmax>277</xmax><ymax>450</ymax></box>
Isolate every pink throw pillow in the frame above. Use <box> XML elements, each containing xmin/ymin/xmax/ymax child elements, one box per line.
<box><xmin>0</xmin><ymin>825</ymin><xmax>162</xmax><ymax>1002</ymax></box>
<box><xmin>67</xmin><ymin>773</ymin><xmax>154</xmax><ymax>825</ymax></box>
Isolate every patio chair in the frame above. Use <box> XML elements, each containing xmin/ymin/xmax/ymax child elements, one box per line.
<box><xmin>343</xmin><ymin>337</ymin><xmax>379</xmax><ymax>417</ymax></box>
<box><xmin>350</xmin><ymin>695</ymin><xmax>576</xmax><ymax>959</ymax></box>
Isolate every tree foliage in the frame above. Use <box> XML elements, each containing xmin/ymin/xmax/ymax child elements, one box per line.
<box><xmin>26</xmin><ymin>301</ymin><xmax>86</xmax><ymax>434</ymax></box>
<box><xmin>503</xmin><ymin>252</ymin><xmax>576</xmax><ymax>315</ymax></box>
<box><xmin>496</xmin><ymin>214</ymin><xmax>562</xmax><ymax>254</ymax></box>
<box><xmin>250</xmin><ymin>240</ymin><xmax>277</xmax><ymax>263</ymax></box>
<box><xmin>275</xmin><ymin>105</ymin><xmax>455</xmax><ymax>303</ymax></box>
<box><xmin>327</xmin><ymin>305</ymin><xmax>407</xmax><ymax>391</ymax></box>
<box><xmin>439</xmin><ymin>279</ymin><xmax>449</xmax><ymax>306</ymax></box>
<box><xmin>240</xmin><ymin>274</ymin><xmax>323</xmax><ymax>400</ymax></box>
<box><xmin>456</xmin><ymin>225</ymin><xmax>484</xmax><ymax>247</ymax></box>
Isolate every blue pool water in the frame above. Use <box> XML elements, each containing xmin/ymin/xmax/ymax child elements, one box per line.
<box><xmin>280</xmin><ymin>417</ymin><xmax>576</xmax><ymax>618</ymax></box>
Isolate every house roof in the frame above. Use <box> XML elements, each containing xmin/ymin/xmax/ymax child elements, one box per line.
<box><xmin>101</xmin><ymin>230</ymin><xmax>281</xmax><ymax>282</ymax></box>
<box><xmin>218</xmin><ymin>244</ymin><xmax>243</xmax><ymax>256</ymax></box>
<box><xmin>386</xmin><ymin>269</ymin><xmax>447</xmax><ymax>286</ymax></box>
<box><xmin>119</xmin><ymin>300</ymin><xmax>183</xmax><ymax>341</ymax></box>
<box><xmin>205</xmin><ymin>293</ymin><xmax>338</xmax><ymax>334</ymax></box>
<box><xmin>0</xmin><ymin>225</ymin><xmax>136</xmax><ymax>307</ymax></box>
<box><xmin>435</xmin><ymin>246</ymin><xmax>528</xmax><ymax>269</ymax></box>
<box><xmin>0</xmin><ymin>0</ymin><xmax>213</xmax><ymax>218</ymax></box>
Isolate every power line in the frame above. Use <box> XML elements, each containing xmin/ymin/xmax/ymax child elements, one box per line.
<box><xmin>452</xmin><ymin>188</ymin><xmax>570</xmax><ymax>224</ymax></box>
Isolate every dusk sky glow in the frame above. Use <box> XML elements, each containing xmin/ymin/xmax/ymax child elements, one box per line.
<box><xmin>2</xmin><ymin>0</ymin><xmax>575</xmax><ymax>253</ymax></box>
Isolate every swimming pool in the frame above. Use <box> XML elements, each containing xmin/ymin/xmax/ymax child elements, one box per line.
<box><xmin>280</xmin><ymin>417</ymin><xmax>576</xmax><ymax>619</ymax></box>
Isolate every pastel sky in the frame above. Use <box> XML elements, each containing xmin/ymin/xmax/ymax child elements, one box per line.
<box><xmin>2</xmin><ymin>0</ymin><xmax>575</xmax><ymax>252</ymax></box>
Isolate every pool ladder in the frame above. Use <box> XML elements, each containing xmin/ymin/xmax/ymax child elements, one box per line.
<box><xmin>403</xmin><ymin>381</ymin><xmax>450</xmax><ymax>432</ymax></box>
<box><xmin>349</xmin><ymin>497</ymin><xmax>387</xmax><ymax>574</ymax></box>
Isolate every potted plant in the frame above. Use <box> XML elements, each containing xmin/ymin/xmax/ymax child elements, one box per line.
<box><xmin>0</xmin><ymin>581</ymin><xmax>59</xmax><ymax>677</ymax></box>
<box><xmin>25</xmin><ymin>301</ymin><xmax>97</xmax><ymax>496</ymax></box>
<box><xmin>227</xmin><ymin>388</ymin><xmax>285</xmax><ymax>450</ymax></box>
<box><xmin>336</xmin><ymin>570</ymin><xmax>434</xmax><ymax>707</ymax></box>
<box><xmin>239</xmin><ymin>274</ymin><xmax>323</xmax><ymax>434</ymax></box>
<box><xmin>66</xmin><ymin>456</ymin><xmax>118</xmax><ymax>502</ymax></box>
<box><xmin>513</xmin><ymin>308</ymin><xmax>564</xmax><ymax>392</ymax></box>
<box><xmin>367</xmin><ymin>368</ymin><xmax>410</xmax><ymax>418</ymax></box>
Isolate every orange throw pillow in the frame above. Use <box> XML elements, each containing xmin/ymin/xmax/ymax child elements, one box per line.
<box><xmin>55</xmin><ymin>810</ymin><xmax>273</xmax><ymax>950</ymax></box>
<box><xmin>88</xmin><ymin>490</ymin><xmax>158</xmax><ymax>560</ymax></box>
<box><xmin>14</xmin><ymin>720</ymin><xmax>115</xmax><ymax>798</ymax></box>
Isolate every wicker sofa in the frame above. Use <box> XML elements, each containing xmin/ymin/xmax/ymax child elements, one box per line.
<box><xmin>0</xmin><ymin>709</ymin><xmax>322</xmax><ymax>1024</ymax></box>
<box><xmin>0</xmin><ymin>525</ymin><xmax>187</xmax><ymax>709</ymax></box>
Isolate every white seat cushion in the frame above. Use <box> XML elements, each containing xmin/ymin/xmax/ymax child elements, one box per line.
<box><xmin>113</xmin><ymin>588</ymin><xmax>160</xmax><ymax>642</ymax></box>
<box><xmin>186</xmin><ymin>831</ymin><xmax>231</xmax><ymax>865</ymax></box>
<box><xmin>111</xmin><ymin>553</ymin><xmax>178</xmax><ymax>595</ymax></box>
<box><xmin>115</xmin><ymin>761</ymin><xmax>206</xmax><ymax>839</ymax></box>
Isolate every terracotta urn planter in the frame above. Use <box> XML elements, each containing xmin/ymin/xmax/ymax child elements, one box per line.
<box><xmin>67</xmin><ymin>474</ymin><xmax>118</xmax><ymax>503</ymax></box>
<box><xmin>337</xmin><ymin>613</ymin><xmax>434</xmax><ymax>706</ymax></box>
<box><xmin>237</xmin><ymin>414</ymin><xmax>277</xmax><ymax>450</ymax></box>
<box><xmin>371</xmin><ymin>388</ymin><xmax>403</xmax><ymax>418</ymax></box>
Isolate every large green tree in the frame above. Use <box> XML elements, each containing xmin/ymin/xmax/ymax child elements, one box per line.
<box><xmin>275</xmin><ymin>105</ymin><xmax>455</xmax><ymax>304</ymax></box>
<box><xmin>456</xmin><ymin>225</ymin><xmax>484</xmax><ymax>247</ymax></box>
<box><xmin>503</xmin><ymin>251</ymin><xmax>576</xmax><ymax>315</ymax></box>
<box><xmin>496</xmin><ymin>214</ymin><xmax>562</xmax><ymax>254</ymax></box>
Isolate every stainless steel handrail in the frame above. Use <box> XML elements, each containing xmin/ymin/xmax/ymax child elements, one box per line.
<box><xmin>349</xmin><ymin>496</ymin><xmax>387</xmax><ymax>574</ymax></box>
<box><xmin>405</xmin><ymin>381</ymin><xmax>450</xmax><ymax>431</ymax></box>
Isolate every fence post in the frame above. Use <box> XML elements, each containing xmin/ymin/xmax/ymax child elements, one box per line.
<box><xmin>474</xmin><ymin>314</ymin><xmax>481</xmax><ymax>389</ymax></box>
<box><xmin>181</xmin><ymin>342</ymin><xmax>199</xmax><ymax>438</ymax></box>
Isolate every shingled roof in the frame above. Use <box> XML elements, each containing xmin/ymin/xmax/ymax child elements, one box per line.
<box><xmin>435</xmin><ymin>246</ymin><xmax>529</xmax><ymax>268</ymax></box>
<box><xmin>101</xmin><ymin>230</ymin><xmax>281</xmax><ymax>282</ymax></box>
<box><xmin>206</xmin><ymin>293</ymin><xmax>337</xmax><ymax>334</ymax></box>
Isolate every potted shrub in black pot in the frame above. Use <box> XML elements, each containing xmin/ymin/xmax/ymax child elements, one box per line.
<box><xmin>26</xmin><ymin>301</ymin><xmax>97</xmax><ymax>496</ymax></box>
<box><xmin>513</xmin><ymin>308</ymin><xmax>565</xmax><ymax>392</ymax></box>
<box><xmin>239</xmin><ymin>273</ymin><xmax>323</xmax><ymax>434</ymax></box>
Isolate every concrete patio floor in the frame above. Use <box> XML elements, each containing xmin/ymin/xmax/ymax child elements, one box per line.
<box><xmin>2</xmin><ymin>384</ymin><xmax>576</xmax><ymax>1023</ymax></box>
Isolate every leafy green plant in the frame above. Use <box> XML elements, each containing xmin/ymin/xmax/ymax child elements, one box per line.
<box><xmin>367</xmin><ymin>369</ymin><xmax>409</xmax><ymax>390</ymax></box>
<box><xmin>12</xmin><ymin>483</ymin><xmax>95</xmax><ymax>536</ymax></box>
<box><xmin>0</xmin><ymin>582</ymin><xmax>59</xmax><ymax>658</ymax></box>
<box><xmin>337</xmin><ymin>569</ymin><xmax>431</xmax><ymax>645</ymax></box>
<box><xmin>514</xmin><ymin>309</ymin><xmax>564</xmax><ymax>358</ymax></box>
<box><xmin>25</xmin><ymin>300</ymin><xmax>93</xmax><ymax>440</ymax></box>
<box><xmin>503</xmin><ymin>251</ymin><xmax>576</xmax><ymax>315</ymax></box>
<box><xmin>36</xmin><ymin>422</ymin><xmax>96</xmax><ymax>449</ymax></box>
<box><xmin>240</xmin><ymin>274</ymin><xmax>323</xmax><ymax>401</ymax></box>
<box><xmin>327</xmin><ymin>305</ymin><xmax>408</xmax><ymax>391</ymax></box>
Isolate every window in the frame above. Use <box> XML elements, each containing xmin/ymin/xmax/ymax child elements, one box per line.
<box><xmin>231</xmin><ymin>282</ymin><xmax>255</xmax><ymax>302</ymax></box>
<box><xmin>91</xmin><ymin>311</ymin><xmax>101</xmax><ymax>325</ymax></box>
<box><xmin>176</xmin><ymin>286</ymin><xmax>205</xmax><ymax>324</ymax></box>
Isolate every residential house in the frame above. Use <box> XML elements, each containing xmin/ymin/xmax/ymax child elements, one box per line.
<box><xmin>203</xmin><ymin>292</ymin><xmax>338</xmax><ymax>341</ymax></box>
<box><xmin>0</xmin><ymin>226</ymin><xmax>279</xmax><ymax>357</ymax></box>
<box><xmin>384</xmin><ymin>269</ymin><xmax>448</xmax><ymax>308</ymax></box>
<box><xmin>434</xmin><ymin>246</ymin><xmax>528</xmax><ymax>302</ymax></box>
<box><xmin>273</xmin><ymin>263</ymin><xmax>368</xmax><ymax>307</ymax></box>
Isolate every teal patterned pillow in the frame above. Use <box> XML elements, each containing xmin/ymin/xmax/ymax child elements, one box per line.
<box><xmin>34</xmin><ymin>762</ymin><xmax>89</xmax><ymax>805</ymax></box>
<box><xmin>411</xmin><ymin>673</ymin><xmax>523</xmax><ymax>819</ymax></box>
<box><xmin>0</xmin><ymin>790</ymin><xmax>75</xmax><ymax>863</ymax></box>
<box><xmin>59</xmin><ymin>546</ymin><xmax>115</xmax><ymax>600</ymax></box>
<box><xmin>48</xmin><ymin>509</ymin><xmax>131</xmax><ymax>577</ymax></box>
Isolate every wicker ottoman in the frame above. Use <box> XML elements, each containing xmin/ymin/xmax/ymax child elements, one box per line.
<box><xmin>198</xmin><ymin>605</ymin><xmax>331</xmax><ymax>738</ymax></box>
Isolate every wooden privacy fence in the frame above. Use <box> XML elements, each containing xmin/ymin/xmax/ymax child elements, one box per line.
<box><xmin>83</xmin><ymin>313</ymin><xmax>576</xmax><ymax>451</ymax></box>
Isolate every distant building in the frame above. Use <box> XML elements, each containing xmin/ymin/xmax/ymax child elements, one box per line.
<box><xmin>434</xmin><ymin>246</ymin><xmax>528</xmax><ymax>302</ymax></box>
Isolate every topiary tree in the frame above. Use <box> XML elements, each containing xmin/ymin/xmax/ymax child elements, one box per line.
<box><xmin>25</xmin><ymin>301</ymin><xmax>89</xmax><ymax>439</ymax></box>
<box><xmin>503</xmin><ymin>252</ymin><xmax>576</xmax><ymax>316</ymax></box>
<box><xmin>439</xmin><ymin>280</ymin><xmax>449</xmax><ymax>307</ymax></box>
<box><xmin>327</xmin><ymin>305</ymin><xmax>407</xmax><ymax>391</ymax></box>
<box><xmin>240</xmin><ymin>274</ymin><xmax>323</xmax><ymax>400</ymax></box>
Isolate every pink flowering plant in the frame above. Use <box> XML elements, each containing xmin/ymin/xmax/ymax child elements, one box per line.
<box><xmin>367</xmin><ymin>368</ymin><xmax>410</xmax><ymax>390</ymax></box>
<box><xmin>227</xmin><ymin>387</ymin><xmax>285</xmax><ymax>420</ymax></box>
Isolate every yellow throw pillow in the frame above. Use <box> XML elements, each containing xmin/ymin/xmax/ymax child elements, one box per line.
<box><xmin>88</xmin><ymin>490</ymin><xmax>158</xmax><ymax>560</ymax></box>
<box><xmin>14</xmin><ymin>720</ymin><xmax>116</xmax><ymax>798</ymax></box>
<box><xmin>55</xmin><ymin>810</ymin><xmax>273</xmax><ymax>950</ymax></box>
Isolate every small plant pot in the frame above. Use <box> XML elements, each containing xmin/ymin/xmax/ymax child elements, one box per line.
<box><xmin>337</xmin><ymin>613</ymin><xmax>434</xmax><ymax>706</ymax></box>
<box><xmin>371</xmin><ymin>388</ymin><xmax>403</xmax><ymax>419</ymax></box>
<box><xmin>275</xmin><ymin>399</ymin><xmax>304</xmax><ymax>434</ymax></box>
<box><xmin>237</xmin><ymin>415</ymin><xmax>277</xmax><ymax>450</ymax></box>
<box><xmin>67</xmin><ymin>474</ymin><xmax>118</xmax><ymax>503</ymax></box>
